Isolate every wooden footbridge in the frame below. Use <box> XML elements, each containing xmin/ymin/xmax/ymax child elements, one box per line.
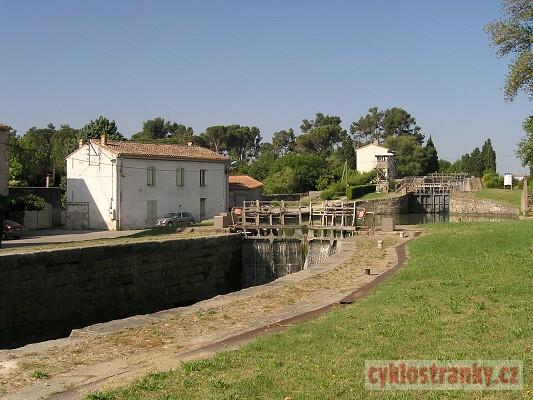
<box><xmin>236</xmin><ymin>200</ymin><xmax>374</xmax><ymax>240</ymax></box>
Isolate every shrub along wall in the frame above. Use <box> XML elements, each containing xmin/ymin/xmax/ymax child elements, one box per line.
<box><xmin>0</xmin><ymin>235</ymin><xmax>242</xmax><ymax>347</ymax></box>
<box><xmin>346</xmin><ymin>184</ymin><xmax>377</xmax><ymax>200</ymax></box>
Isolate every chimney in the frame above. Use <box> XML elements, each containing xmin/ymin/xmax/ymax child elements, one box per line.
<box><xmin>187</xmin><ymin>141</ymin><xmax>193</xmax><ymax>146</ymax></box>
<box><xmin>101</xmin><ymin>133</ymin><xmax>107</xmax><ymax>145</ymax></box>
<box><xmin>78</xmin><ymin>139</ymin><xmax>84</xmax><ymax>148</ymax></box>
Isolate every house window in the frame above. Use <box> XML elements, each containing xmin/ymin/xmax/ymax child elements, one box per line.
<box><xmin>147</xmin><ymin>167</ymin><xmax>156</xmax><ymax>186</ymax></box>
<box><xmin>200</xmin><ymin>169</ymin><xmax>207</xmax><ymax>186</ymax></box>
<box><xmin>176</xmin><ymin>167</ymin><xmax>184</xmax><ymax>186</ymax></box>
<box><xmin>147</xmin><ymin>200</ymin><xmax>157</xmax><ymax>220</ymax></box>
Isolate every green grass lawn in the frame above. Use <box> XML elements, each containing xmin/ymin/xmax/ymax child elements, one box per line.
<box><xmin>87</xmin><ymin>221</ymin><xmax>533</xmax><ymax>400</ymax></box>
<box><xmin>357</xmin><ymin>191</ymin><xmax>387</xmax><ymax>200</ymax></box>
<box><xmin>474</xmin><ymin>188</ymin><xmax>523</xmax><ymax>208</ymax></box>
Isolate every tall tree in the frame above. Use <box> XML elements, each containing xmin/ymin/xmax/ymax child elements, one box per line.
<box><xmin>272</xmin><ymin>129</ymin><xmax>296</xmax><ymax>156</ymax></box>
<box><xmin>485</xmin><ymin>0</ymin><xmax>533</xmax><ymax>101</ymax></box>
<box><xmin>383</xmin><ymin>135</ymin><xmax>426</xmax><ymax>177</ymax></box>
<box><xmin>264</xmin><ymin>152</ymin><xmax>326</xmax><ymax>193</ymax></box>
<box><xmin>8</xmin><ymin>131</ymin><xmax>29</xmax><ymax>186</ymax></box>
<box><xmin>51</xmin><ymin>125</ymin><xmax>79</xmax><ymax>177</ymax></box>
<box><xmin>350</xmin><ymin>107</ymin><xmax>384</xmax><ymax>145</ymax></box>
<box><xmin>460</xmin><ymin>153</ymin><xmax>473</xmax><ymax>175</ymax></box>
<box><xmin>295</xmin><ymin>125</ymin><xmax>345</xmax><ymax>157</ymax></box>
<box><xmin>166</xmin><ymin>122</ymin><xmax>194</xmax><ymax>144</ymax></box>
<box><xmin>247</xmin><ymin>150</ymin><xmax>278</xmax><ymax>182</ymax></box>
<box><xmin>300</xmin><ymin>113</ymin><xmax>342</xmax><ymax>133</ymax></box>
<box><xmin>199</xmin><ymin>125</ymin><xmax>227</xmax><ymax>153</ymax></box>
<box><xmin>131</xmin><ymin>117</ymin><xmax>167</xmax><ymax>140</ymax></box>
<box><xmin>517</xmin><ymin>116</ymin><xmax>533</xmax><ymax>175</ymax></box>
<box><xmin>79</xmin><ymin>116</ymin><xmax>124</xmax><ymax>141</ymax></box>
<box><xmin>225</xmin><ymin>125</ymin><xmax>262</xmax><ymax>164</ymax></box>
<box><xmin>9</xmin><ymin>124</ymin><xmax>79</xmax><ymax>187</ymax></box>
<box><xmin>382</xmin><ymin>107</ymin><xmax>424</xmax><ymax>144</ymax></box>
<box><xmin>297</xmin><ymin>113</ymin><xmax>346</xmax><ymax>157</ymax></box>
<box><xmin>335</xmin><ymin>138</ymin><xmax>357</xmax><ymax>170</ymax></box>
<box><xmin>131</xmin><ymin>118</ymin><xmax>194</xmax><ymax>144</ymax></box>
<box><xmin>19</xmin><ymin>124</ymin><xmax>56</xmax><ymax>186</ymax></box>
<box><xmin>481</xmin><ymin>138</ymin><xmax>497</xmax><ymax>173</ymax></box>
<box><xmin>350</xmin><ymin>107</ymin><xmax>424</xmax><ymax>145</ymax></box>
<box><xmin>423</xmin><ymin>135</ymin><xmax>439</xmax><ymax>174</ymax></box>
<box><xmin>470</xmin><ymin>147</ymin><xmax>485</xmax><ymax>177</ymax></box>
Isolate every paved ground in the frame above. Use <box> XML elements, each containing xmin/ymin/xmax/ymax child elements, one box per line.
<box><xmin>0</xmin><ymin>229</ymin><xmax>143</xmax><ymax>249</ymax></box>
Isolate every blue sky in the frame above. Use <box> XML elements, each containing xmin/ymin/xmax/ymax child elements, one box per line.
<box><xmin>1</xmin><ymin>0</ymin><xmax>531</xmax><ymax>174</ymax></box>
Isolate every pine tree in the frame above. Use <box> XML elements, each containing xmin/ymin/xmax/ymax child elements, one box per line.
<box><xmin>481</xmin><ymin>138</ymin><xmax>497</xmax><ymax>173</ymax></box>
<box><xmin>423</xmin><ymin>135</ymin><xmax>439</xmax><ymax>174</ymax></box>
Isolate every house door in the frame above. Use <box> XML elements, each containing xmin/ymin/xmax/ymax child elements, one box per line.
<box><xmin>200</xmin><ymin>198</ymin><xmax>206</xmax><ymax>222</ymax></box>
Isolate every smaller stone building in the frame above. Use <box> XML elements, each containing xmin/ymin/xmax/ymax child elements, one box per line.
<box><xmin>228</xmin><ymin>175</ymin><xmax>263</xmax><ymax>209</ymax></box>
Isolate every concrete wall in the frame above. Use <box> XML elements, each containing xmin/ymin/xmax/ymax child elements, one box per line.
<box><xmin>0</xmin><ymin>125</ymin><xmax>10</xmax><ymax>196</ymax></box>
<box><xmin>449</xmin><ymin>194</ymin><xmax>519</xmax><ymax>216</ymax></box>
<box><xmin>521</xmin><ymin>179</ymin><xmax>530</xmax><ymax>216</ymax></box>
<box><xmin>0</xmin><ymin>234</ymin><xmax>242</xmax><ymax>347</ymax></box>
<box><xmin>354</xmin><ymin>193</ymin><xmax>410</xmax><ymax>214</ymax></box>
<box><xmin>9</xmin><ymin>187</ymin><xmax>63</xmax><ymax>227</ymax></box>
<box><xmin>229</xmin><ymin>187</ymin><xmax>262</xmax><ymax>209</ymax></box>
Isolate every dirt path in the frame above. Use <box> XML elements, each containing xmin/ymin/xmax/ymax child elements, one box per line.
<box><xmin>0</xmin><ymin>228</ymin><xmax>420</xmax><ymax>399</ymax></box>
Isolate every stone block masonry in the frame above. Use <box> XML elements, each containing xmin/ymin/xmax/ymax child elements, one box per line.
<box><xmin>0</xmin><ymin>235</ymin><xmax>242</xmax><ymax>347</ymax></box>
<box><xmin>449</xmin><ymin>194</ymin><xmax>519</xmax><ymax>216</ymax></box>
<box><xmin>354</xmin><ymin>193</ymin><xmax>410</xmax><ymax>214</ymax></box>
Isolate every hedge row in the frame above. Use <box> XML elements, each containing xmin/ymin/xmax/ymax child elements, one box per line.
<box><xmin>346</xmin><ymin>184</ymin><xmax>376</xmax><ymax>199</ymax></box>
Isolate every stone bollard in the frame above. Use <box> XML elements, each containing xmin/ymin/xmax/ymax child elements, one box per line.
<box><xmin>399</xmin><ymin>231</ymin><xmax>405</xmax><ymax>238</ymax></box>
<box><xmin>365</xmin><ymin>268</ymin><xmax>371</xmax><ymax>275</ymax></box>
<box><xmin>377</xmin><ymin>240</ymin><xmax>383</xmax><ymax>248</ymax></box>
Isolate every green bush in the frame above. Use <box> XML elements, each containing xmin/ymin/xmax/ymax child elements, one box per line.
<box><xmin>482</xmin><ymin>172</ymin><xmax>503</xmax><ymax>189</ymax></box>
<box><xmin>0</xmin><ymin>194</ymin><xmax>45</xmax><ymax>222</ymax></box>
<box><xmin>328</xmin><ymin>181</ymin><xmax>347</xmax><ymax>196</ymax></box>
<box><xmin>346</xmin><ymin>184</ymin><xmax>376</xmax><ymax>199</ymax></box>
<box><xmin>347</xmin><ymin>170</ymin><xmax>377</xmax><ymax>186</ymax></box>
<box><xmin>320</xmin><ymin>188</ymin><xmax>336</xmax><ymax>200</ymax></box>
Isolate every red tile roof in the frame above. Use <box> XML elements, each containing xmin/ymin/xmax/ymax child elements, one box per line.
<box><xmin>229</xmin><ymin>175</ymin><xmax>263</xmax><ymax>190</ymax></box>
<box><xmin>91</xmin><ymin>140</ymin><xmax>228</xmax><ymax>162</ymax></box>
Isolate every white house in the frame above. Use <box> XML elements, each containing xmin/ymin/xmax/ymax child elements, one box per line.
<box><xmin>66</xmin><ymin>136</ymin><xmax>229</xmax><ymax>230</ymax></box>
<box><xmin>356</xmin><ymin>142</ymin><xmax>395</xmax><ymax>179</ymax></box>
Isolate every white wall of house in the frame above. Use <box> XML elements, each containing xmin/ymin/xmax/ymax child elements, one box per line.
<box><xmin>118</xmin><ymin>157</ymin><xmax>227</xmax><ymax>229</ymax></box>
<box><xmin>67</xmin><ymin>143</ymin><xmax>228</xmax><ymax>230</ymax></box>
<box><xmin>356</xmin><ymin>143</ymin><xmax>395</xmax><ymax>177</ymax></box>
<box><xmin>66</xmin><ymin>144</ymin><xmax>117</xmax><ymax>230</ymax></box>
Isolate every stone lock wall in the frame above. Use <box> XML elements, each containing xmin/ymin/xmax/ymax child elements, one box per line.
<box><xmin>0</xmin><ymin>235</ymin><xmax>242</xmax><ymax>347</ymax></box>
<box><xmin>449</xmin><ymin>194</ymin><xmax>519</xmax><ymax>216</ymax></box>
<box><xmin>354</xmin><ymin>193</ymin><xmax>410</xmax><ymax>214</ymax></box>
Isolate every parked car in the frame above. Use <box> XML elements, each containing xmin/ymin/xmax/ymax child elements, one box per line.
<box><xmin>155</xmin><ymin>212</ymin><xmax>195</xmax><ymax>227</ymax></box>
<box><xmin>2</xmin><ymin>220</ymin><xmax>25</xmax><ymax>240</ymax></box>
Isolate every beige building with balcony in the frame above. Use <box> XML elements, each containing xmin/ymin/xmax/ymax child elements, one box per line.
<box><xmin>356</xmin><ymin>141</ymin><xmax>395</xmax><ymax>179</ymax></box>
